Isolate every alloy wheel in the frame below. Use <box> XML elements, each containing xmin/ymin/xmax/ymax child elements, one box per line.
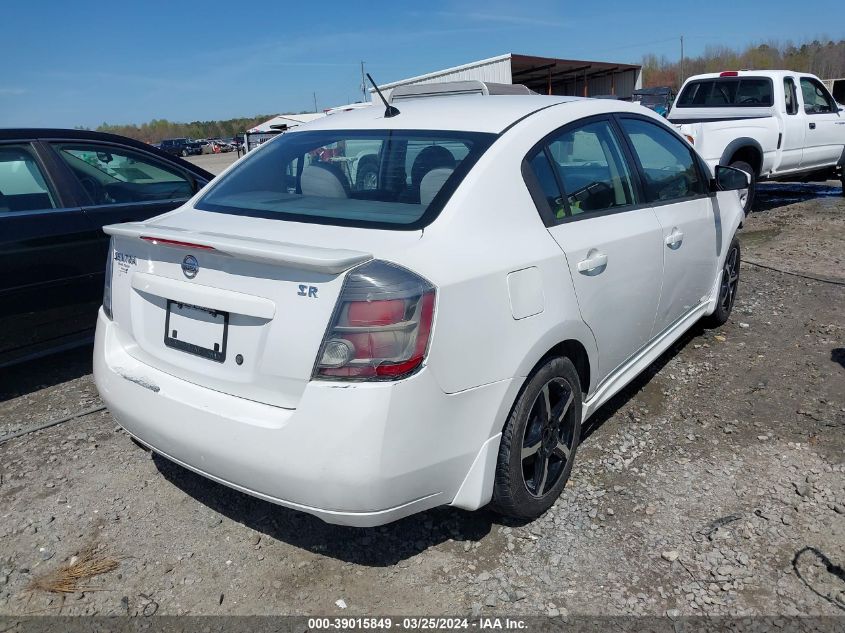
<box><xmin>520</xmin><ymin>377</ymin><xmax>577</xmax><ymax>498</ymax></box>
<box><xmin>719</xmin><ymin>245</ymin><xmax>740</xmax><ymax>312</ymax></box>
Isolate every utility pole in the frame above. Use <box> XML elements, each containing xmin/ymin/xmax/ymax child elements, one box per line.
<box><xmin>360</xmin><ymin>61</ymin><xmax>367</xmax><ymax>102</ymax></box>
<box><xmin>313</xmin><ymin>92</ymin><xmax>318</xmax><ymax>113</ymax></box>
<box><xmin>680</xmin><ymin>35</ymin><xmax>685</xmax><ymax>85</ymax></box>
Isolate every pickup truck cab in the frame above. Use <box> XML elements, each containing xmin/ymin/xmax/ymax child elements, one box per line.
<box><xmin>668</xmin><ymin>70</ymin><xmax>845</xmax><ymax>212</ymax></box>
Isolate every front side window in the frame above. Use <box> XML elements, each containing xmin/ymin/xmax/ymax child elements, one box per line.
<box><xmin>800</xmin><ymin>77</ymin><xmax>836</xmax><ymax>114</ymax></box>
<box><xmin>676</xmin><ymin>78</ymin><xmax>773</xmax><ymax>107</ymax></box>
<box><xmin>0</xmin><ymin>144</ymin><xmax>57</xmax><ymax>213</ymax></box>
<box><xmin>195</xmin><ymin>129</ymin><xmax>494</xmax><ymax>229</ymax></box>
<box><xmin>530</xmin><ymin>119</ymin><xmax>637</xmax><ymax>220</ymax></box>
<box><xmin>619</xmin><ymin>118</ymin><xmax>707</xmax><ymax>202</ymax></box>
<box><xmin>52</xmin><ymin>143</ymin><xmax>194</xmax><ymax>205</ymax></box>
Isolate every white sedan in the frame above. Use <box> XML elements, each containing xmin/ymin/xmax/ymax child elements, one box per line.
<box><xmin>94</xmin><ymin>94</ymin><xmax>746</xmax><ymax>526</ymax></box>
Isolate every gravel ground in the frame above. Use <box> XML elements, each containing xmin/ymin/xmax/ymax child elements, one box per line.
<box><xmin>184</xmin><ymin>152</ymin><xmax>239</xmax><ymax>176</ymax></box>
<box><xmin>0</xmin><ymin>184</ymin><xmax>843</xmax><ymax>617</ymax></box>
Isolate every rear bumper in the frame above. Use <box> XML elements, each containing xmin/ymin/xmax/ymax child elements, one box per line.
<box><xmin>93</xmin><ymin>309</ymin><xmax>515</xmax><ymax>526</ymax></box>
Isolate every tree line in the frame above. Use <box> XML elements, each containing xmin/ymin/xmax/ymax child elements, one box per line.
<box><xmin>91</xmin><ymin>116</ymin><xmax>277</xmax><ymax>144</ymax></box>
<box><xmin>642</xmin><ymin>38</ymin><xmax>845</xmax><ymax>89</ymax></box>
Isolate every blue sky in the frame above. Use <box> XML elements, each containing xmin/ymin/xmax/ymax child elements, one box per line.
<box><xmin>2</xmin><ymin>0</ymin><xmax>841</xmax><ymax>128</ymax></box>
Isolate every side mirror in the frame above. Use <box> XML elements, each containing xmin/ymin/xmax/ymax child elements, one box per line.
<box><xmin>712</xmin><ymin>165</ymin><xmax>749</xmax><ymax>192</ymax></box>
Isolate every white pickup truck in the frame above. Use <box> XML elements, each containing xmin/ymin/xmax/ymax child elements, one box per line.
<box><xmin>668</xmin><ymin>70</ymin><xmax>845</xmax><ymax>212</ymax></box>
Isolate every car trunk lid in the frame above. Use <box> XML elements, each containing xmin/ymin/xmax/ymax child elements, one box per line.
<box><xmin>105</xmin><ymin>213</ymin><xmax>421</xmax><ymax>409</ymax></box>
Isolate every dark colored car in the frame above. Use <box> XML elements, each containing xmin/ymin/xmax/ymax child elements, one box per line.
<box><xmin>632</xmin><ymin>86</ymin><xmax>676</xmax><ymax>117</ymax></box>
<box><xmin>0</xmin><ymin>128</ymin><xmax>213</xmax><ymax>366</ymax></box>
<box><xmin>159</xmin><ymin>138</ymin><xmax>202</xmax><ymax>157</ymax></box>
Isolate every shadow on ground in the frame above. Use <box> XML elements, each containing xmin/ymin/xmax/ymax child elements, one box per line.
<box><xmin>155</xmin><ymin>453</ymin><xmax>502</xmax><ymax>566</ymax></box>
<box><xmin>581</xmin><ymin>321</ymin><xmax>706</xmax><ymax>440</ymax></box>
<box><xmin>154</xmin><ymin>324</ymin><xmax>706</xmax><ymax>565</ymax></box>
<box><xmin>832</xmin><ymin>348</ymin><xmax>845</xmax><ymax>370</ymax></box>
<box><xmin>0</xmin><ymin>345</ymin><xmax>93</xmax><ymax>402</ymax></box>
<box><xmin>753</xmin><ymin>182</ymin><xmax>842</xmax><ymax>213</ymax></box>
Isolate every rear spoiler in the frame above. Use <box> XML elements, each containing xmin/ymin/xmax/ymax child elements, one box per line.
<box><xmin>104</xmin><ymin>222</ymin><xmax>372</xmax><ymax>274</ymax></box>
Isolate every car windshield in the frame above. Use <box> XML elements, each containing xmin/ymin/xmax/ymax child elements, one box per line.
<box><xmin>195</xmin><ymin>129</ymin><xmax>495</xmax><ymax>229</ymax></box>
<box><xmin>676</xmin><ymin>78</ymin><xmax>774</xmax><ymax>107</ymax></box>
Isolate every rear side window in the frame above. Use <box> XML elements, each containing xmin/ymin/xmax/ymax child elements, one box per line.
<box><xmin>0</xmin><ymin>144</ymin><xmax>57</xmax><ymax>213</ymax></box>
<box><xmin>619</xmin><ymin>118</ymin><xmax>707</xmax><ymax>202</ymax></box>
<box><xmin>784</xmin><ymin>78</ymin><xmax>799</xmax><ymax>115</ymax></box>
<box><xmin>800</xmin><ymin>77</ymin><xmax>836</xmax><ymax>114</ymax></box>
<box><xmin>676</xmin><ymin>77</ymin><xmax>773</xmax><ymax>107</ymax></box>
<box><xmin>52</xmin><ymin>143</ymin><xmax>194</xmax><ymax>205</ymax></box>
<box><xmin>527</xmin><ymin>119</ymin><xmax>638</xmax><ymax>221</ymax></box>
<box><xmin>195</xmin><ymin>130</ymin><xmax>494</xmax><ymax>229</ymax></box>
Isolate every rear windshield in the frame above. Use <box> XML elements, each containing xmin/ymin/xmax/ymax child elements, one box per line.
<box><xmin>195</xmin><ymin>129</ymin><xmax>495</xmax><ymax>230</ymax></box>
<box><xmin>676</xmin><ymin>77</ymin><xmax>774</xmax><ymax>107</ymax></box>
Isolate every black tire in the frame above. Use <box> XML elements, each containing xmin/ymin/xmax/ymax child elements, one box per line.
<box><xmin>703</xmin><ymin>236</ymin><xmax>740</xmax><ymax>328</ymax></box>
<box><xmin>355</xmin><ymin>157</ymin><xmax>379</xmax><ymax>191</ymax></box>
<box><xmin>840</xmin><ymin>174</ymin><xmax>844</xmax><ymax>198</ymax></box>
<box><xmin>491</xmin><ymin>356</ymin><xmax>582</xmax><ymax>520</ymax></box>
<box><xmin>729</xmin><ymin>160</ymin><xmax>756</xmax><ymax>214</ymax></box>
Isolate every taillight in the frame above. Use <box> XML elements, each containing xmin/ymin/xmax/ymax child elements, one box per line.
<box><xmin>314</xmin><ymin>260</ymin><xmax>436</xmax><ymax>381</ymax></box>
<box><xmin>103</xmin><ymin>237</ymin><xmax>114</xmax><ymax>319</ymax></box>
<box><xmin>719</xmin><ymin>71</ymin><xmax>739</xmax><ymax>77</ymax></box>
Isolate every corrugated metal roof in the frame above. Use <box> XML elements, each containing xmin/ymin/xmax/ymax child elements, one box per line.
<box><xmin>371</xmin><ymin>53</ymin><xmax>643</xmax><ymax>100</ymax></box>
<box><xmin>376</xmin><ymin>54</ymin><xmax>513</xmax><ymax>90</ymax></box>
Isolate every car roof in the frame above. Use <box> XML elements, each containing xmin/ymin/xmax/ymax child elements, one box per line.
<box><xmin>0</xmin><ymin>128</ymin><xmax>214</xmax><ymax>179</ymax></box>
<box><xmin>291</xmin><ymin>95</ymin><xmax>592</xmax><ymax>135</ymax></box>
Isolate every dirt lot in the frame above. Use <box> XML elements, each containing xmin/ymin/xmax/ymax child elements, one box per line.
<box><xmin>0</xmin><ymin>184</ymin><xmax>843</xmax><ymax>617</ymax></box>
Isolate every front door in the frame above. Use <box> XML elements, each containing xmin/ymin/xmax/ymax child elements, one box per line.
<box><xmin>617</xmin><ymin>116</ymin><xmax>718</xmax><ymax>335</ymax></box>
<box><xmin>799</xmin><ymin>76</ymin><xmax>844</xmax><ymax>169</ymax></box>
<box><xmin>526</xmin><ymin>117</ymin><xmax>664</xmax><ymax>382</ymax></box>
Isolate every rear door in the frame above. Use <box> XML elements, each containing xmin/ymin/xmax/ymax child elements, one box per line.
<box><xmin>617</xmin><ymin>115</ymin><xmax>717</xmax><ymax>335</ymax></box>
<box><xmin>798</xmin><ymin>76</ymin><xmax>844</xmax><ymax>168</ymax></box>
<box><xmin>0</xmin><ymin>141</ymin><xmax>99</xmax><ymax>362</ymax></box>
<box><xmin>526</xmin><ymin>116</ymin><xmax>664</xmax><ymax>382</ymax></box>
<box><xmin>778</xmin><ymin>76</ymin><xmax>805</xmax><ymax>172</ymax></box>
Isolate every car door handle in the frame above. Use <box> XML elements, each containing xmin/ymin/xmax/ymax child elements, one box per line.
<box><xmin>577</xmin><ymin>251</ymin><xmax>608</xmax><ymax>274</ymax></box>
<box><xmin>665</xmin><ymin>229</ymin><xmax>684</xmax><ymax>248</ymax></box>
<box><xmin>809</xmin><ymin>122</ymin><xmax>816</xmax><ymax>130</ymax></box>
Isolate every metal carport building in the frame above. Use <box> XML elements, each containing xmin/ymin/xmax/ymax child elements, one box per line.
<box><xmin>372</xmin><ymin>53</ymin><xmax>643</xmax><ymax>101</ymax></box>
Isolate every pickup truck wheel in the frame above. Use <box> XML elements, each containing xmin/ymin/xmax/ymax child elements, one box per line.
<box><xmin>703</xmin><ymin>236</ymin><xmax>740</xmax><ymax>328</ymax></box>
<box><xmin>491</xmin><ymin>356</ymin><xmax>582</xmax><ymax>520</ymax></box>
<box><xmin>355</xmin><ymin>157</ymin><xmax>379</xmax><ymax>191</ymax></box>
<box><xmin>730</xmin><ymin>160</ymin><xmax>755</xmax><ymax>214</ymax></box>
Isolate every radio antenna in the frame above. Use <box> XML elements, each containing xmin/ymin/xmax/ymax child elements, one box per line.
<box><xmin>366</xmin><ymin>73</ymin><xmax>400</xmax><ymax>118</ymax></box>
